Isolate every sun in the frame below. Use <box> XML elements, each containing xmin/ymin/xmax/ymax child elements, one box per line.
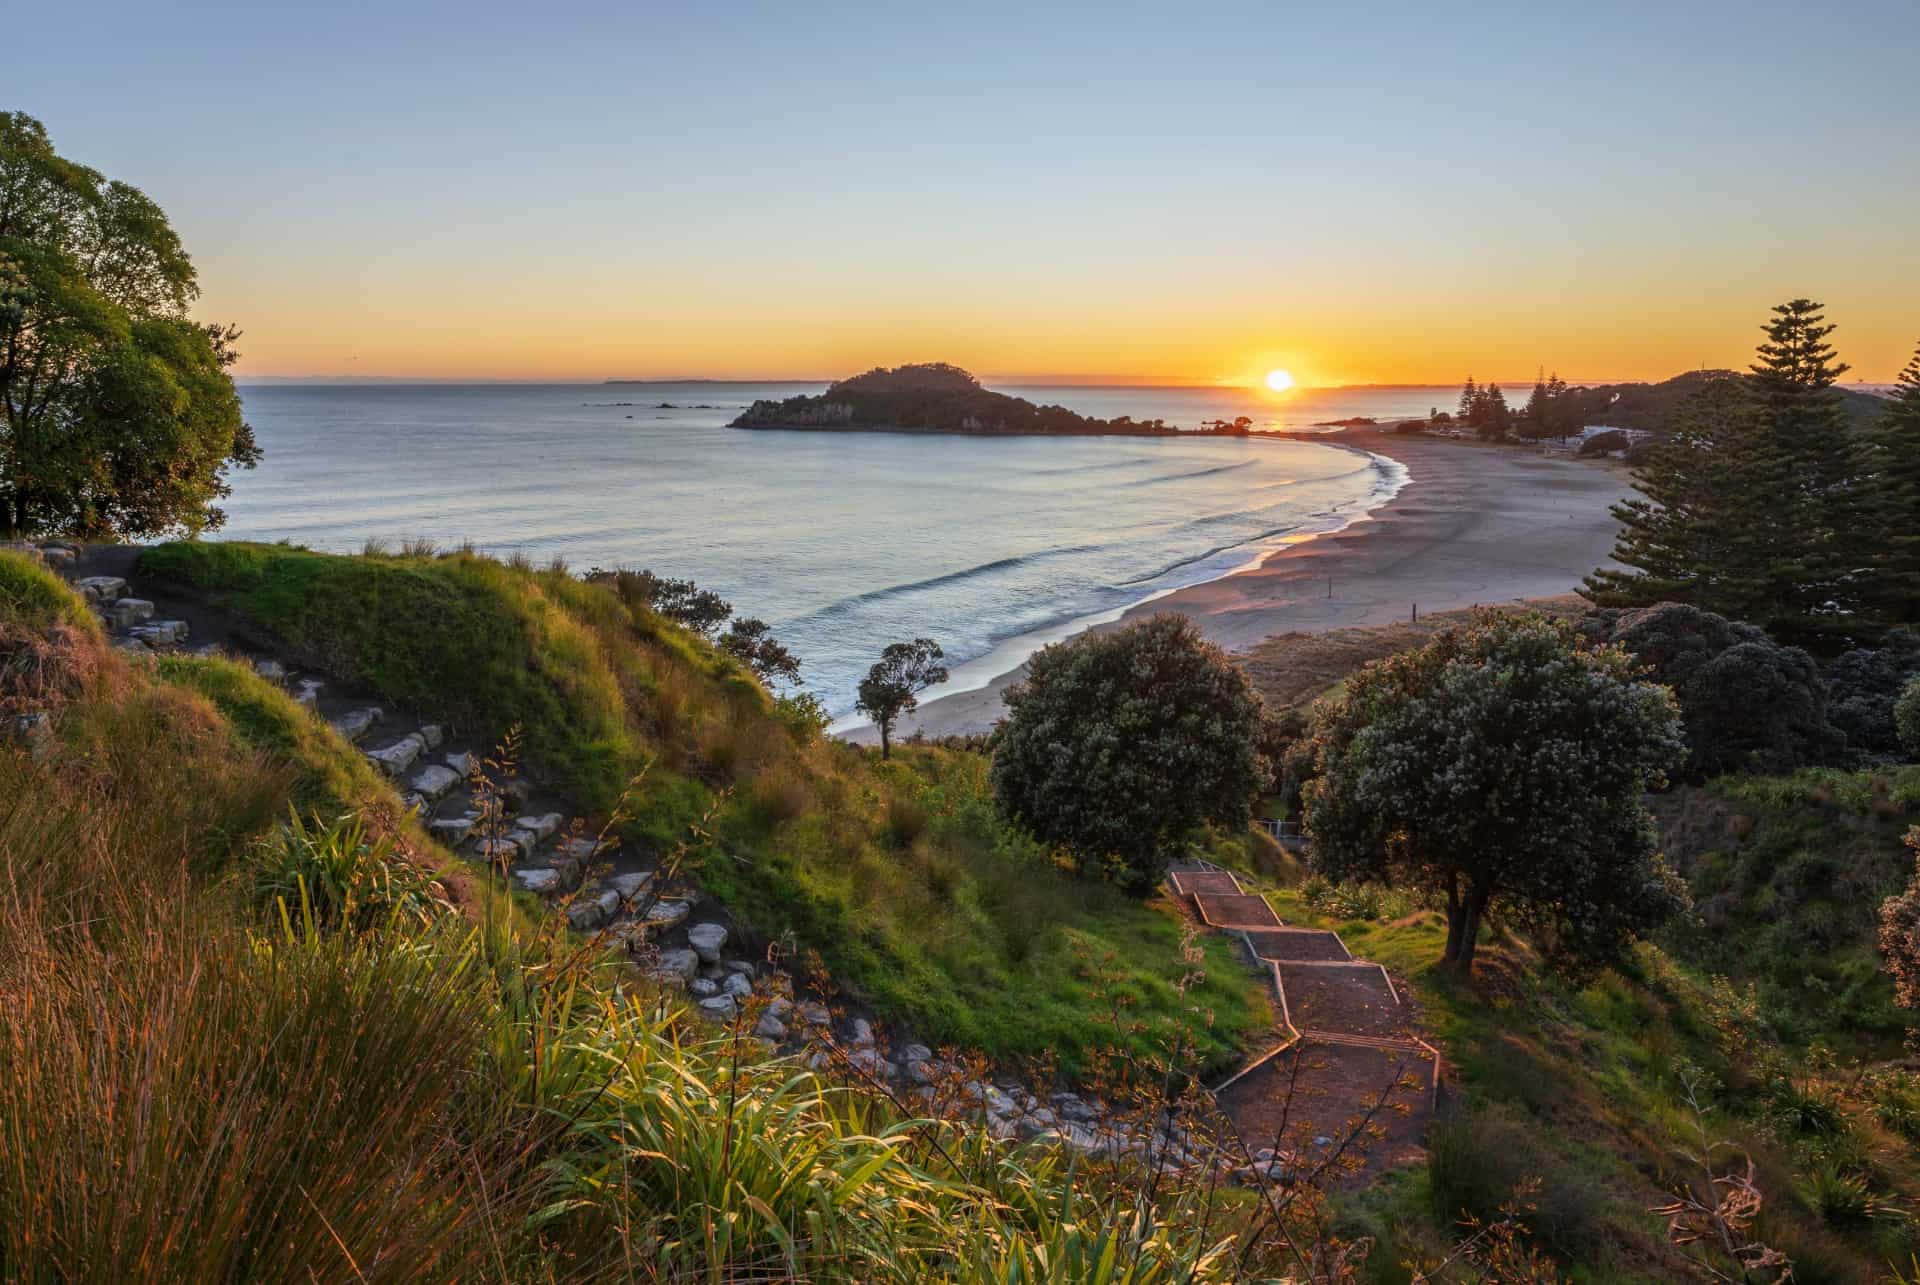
<box><xmin>1264</xmin><ymin>368</ymin><xmax>1296</xmax><ymax>393</ymax></box>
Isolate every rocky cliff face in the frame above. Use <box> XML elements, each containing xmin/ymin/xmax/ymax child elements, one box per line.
<box><xmin>733</xmin><ymin>399</ymin><xmax>857</xmax><ymax>428</ymax></box>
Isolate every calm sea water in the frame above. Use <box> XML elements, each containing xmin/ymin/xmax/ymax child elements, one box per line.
<box><xmin>222</xmin><ymin>382</ymin><xmax>1444</xmax><ymax>715</ymax></box>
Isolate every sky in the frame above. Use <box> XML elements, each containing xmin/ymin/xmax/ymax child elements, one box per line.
<box><xmin>10</xmin><ymin>0</ymin><xmax>1918</xmax><ymax>385</ymax></box>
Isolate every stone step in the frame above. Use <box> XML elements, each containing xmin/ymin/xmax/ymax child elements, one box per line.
<box><xmin>128</xmin><ymin>620</ymin><xmax>189</xmax><ymax>647</ymax></box>
<box><xmin>100</xmin><ymin>598</ymin><xmax>155</xmax><ymax>628</ymax></box>
<box><xmin>72</xmin><ymin>575</ymin><xmax>127</xmax><ymax>604</ymax></box>
<box><xmin>330</xmin><ymin>706</ymin><xmax>383</xmax><ymax>743</ymax></box>
<box><xmin>410</xmin><ymin>763</ymin><xmax>462</xmax><ymax>801</ymax></box>
<box><xmin>365</xmin><ymin>733</ymin><xmax>427</xmax><ymax>777</ymax></box>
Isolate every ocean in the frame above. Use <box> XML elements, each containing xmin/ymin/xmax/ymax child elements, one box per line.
<box><xmin>221</xmin><ymin>382</ymin><xmax>1445</xmax><ymax>716</ymax></box>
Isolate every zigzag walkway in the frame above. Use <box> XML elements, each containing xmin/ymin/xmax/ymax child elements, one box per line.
<box><xmin>1170</xmin><ymin>861</ymin><xmax>1440</xmax><ymax>1183</ymax></box>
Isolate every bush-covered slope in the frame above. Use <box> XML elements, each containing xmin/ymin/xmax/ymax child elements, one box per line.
<box><xmin>136</xmin><ymin>540</ymin><xmax>1265</xmax><ymax>1070</ymax></box>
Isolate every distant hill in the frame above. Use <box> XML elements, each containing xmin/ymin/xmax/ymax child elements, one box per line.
<box><xmin>731</xmin><ymin>363</ymin><xmax>1240</xmax><ymax>436</ymax></box>
<box><xmin>1570</xmin><ymin>369</ymin><xmax>1889</xmax><ymax>433</ymax></box>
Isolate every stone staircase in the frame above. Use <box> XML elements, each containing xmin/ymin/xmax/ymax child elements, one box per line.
<box><xmin>1169</xmin><ymin>860</ymin><xmax>1440</xmax><ymax>1183</ymax></box>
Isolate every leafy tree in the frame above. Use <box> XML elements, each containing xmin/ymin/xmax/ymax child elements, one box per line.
<box><xmin>1578</xmin><ymin>603</ymin><xmax>1842</xmax><ymax>776</ymax></box>
<box><xmin>588</xmin><ymin>568</ymin><xmax>733</xmax><ymax>637</ymax></box>
<box><xmin>990</xmin><ymin>615</ymin><xmax>1264</xmax><ymax>894</ymax></box>
<box><xmin>1825</xmin><ymin>629</ymin><xmax>1920</xmax><ymax>757</ymax></box>
<box><xmin>1860</xmin><ymin>341</ymin><xmax>1920</xmax><ymax>627</ymax></box>
<box><xmin>1878</xmin><ymin>827</ymin><xmax>1920</xmax><ymax>1009</ymax></box>
<box><xmin>1302</xmin><ymin>610</ymin><xmax>1687</xmax><ymax>976</ymax></box>
<box><xmin>719</xmin><ymin>617</ymin><xmax>801</xmax><ymax>685</ymax></box>
<box><xmin>1474</xmin><ymin>384</ymin><xmax>1511</xmax><ymax>440</ymax></box>
<box><xmin>854</xmin><ymin>637</ymin><xmax>946</xmax><ymax>759</ymax></box>
<box><xmin>1897</xmin><ymin>676</ymin><xmax>1920</xmax><ymax>761</ymax></box>
<box><xmin>0</xmin><ymin>112</ymin><xmax>258</xmax><ymax>536</ymax></box>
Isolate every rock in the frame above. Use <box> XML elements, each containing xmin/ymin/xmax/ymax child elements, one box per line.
<box><xmin>129</xmin><ymin>620</ymin><xmax>188</xmax><ymax>646</ymax></box>
<box><xmin>102</xmin><ymin>598</ymin><xmax>154</xmax><ymax>628</ymax></box>
<box><xmin>1026</xmin><ymin>1107</ymin><xmax>1058</xmax><ymax>1129</ymax></box>
<box><xmin>556</xmin><ymin>835</ymin><xmax>601</xmax><ymax>862</ymax></box>
<box><xmin>113</xmin><ymin>636</ymin><xmax>151</xmax><ymax>653</ymax></box>
<box><xmin>471</xmin><ymin>835</ymin><xmax>529</xmax><ymax>864</ymax></box>
<box><xmin>605</xmin><ymin>872</ymin><xmax>651</xmax><ymax>901</ymax></box>
<box><xmin>566</xmin><ymin>887</ymin><xmax>623</xmax><ymax>931</ymax></box>
<box><xmin>688</xmin><ymin>976</ymin><xmax>721</xmax><ymax>999</ymax></box>
<box><xmin>513</xmin><ymin>868</ymin><xmax>562</xmax><ymax>894</ymax></box>
<box><xmin>366</xmin><ymin>733</ymin><xmax>427</xmax><ymax>777</ymax></box>
<box><xmin>721</xmin><ymin>960</ymin><xmax>755</xmax><ymax>977</ymax></box>
<box><xmin>400</xmin><ymin>792</ymin><xmax>427</xmax><ymax>815</ymax></box>
<box><xmin>686</xmin><ymin>922</ymin><xmax>728</xmax><ymax>964</ymax></box>
<box><xmin>764</xmin><ymin>997</ymin><xmax>793</xmax><ymax>1022</ymax></box>
<box><xmin>697</xmin><ymin>995</ymin><xmax>738</xmax><ymax>1022</ymax></box>
<box><xmin>849</xmin><ymin>1018</ymin><xmax>875</xmax><ymax>1047</ymax></box>
<box><xmin>899</xmin><ymin>1043</ymin><xmax>933</xmax><ymax>1065</ymax></box>
<box><xmin>640</xmin><ymin>899</ymin><xmax>690</xmax><ymax>931</ymax></box>
<box><xmin>908</xmin><ymin>1060</ymin><xmax>939</xmax><ymax>1085</ymax></box>
<box><xmin>649</xmin><ymin>947</ymin><xmax>700</xmax><ymax>982</ymax></box>
<box><xmin>293</xmin><ymin>678</ymin><xmax>324</xmax><ymax>706</ymax></box>
<box><xmin>331</xmin><ymin>707</ymin><xmax>382</xmax><ymax>743</ymax></box>
<box><xmin>73</xmin><ymin>576</ymin><xmax>126</xmax><ymax>603</ymax></box>
<box><xmin>253</xmin><ymin>658</ymin><xmax>289</xmax><ymax>684</ymax></box>
<box><xmin>444</xmin><ymin>750</ymin><xmax>477</xmax><ymax>777</ymax></box>
<box><xmin>429</xmin><ymin>812</ymin><xmax>479</xmax><ymax>845</ymax></box>
<box><xmin>753</xmin><ymin>1013</ymin><xmax>788</xmax><ymax>1041</ymax></box>
<box><xmin>798</xmin><ymin>1001</ymin><xmax>831</xmax><ymax>1027</ymax></box>
<box><xmin>981</xmin><ymin>1086</ymin><xmax>1017</xmax><ymax>1117</ymax></box>
<box><xmin>1016</xmin><ymin>1115</ymin><xmax>1055</xmax><ymax>1141</ymax></box>
<box><xmin>514</xmin><ymin>812</ymin><xmax>564</xmax><ymax>842</ymax></box>
<box><xmin>418</xmin><ymin>723</ymin><xmax>446</xmax><ymax>749</ymax></box>
<box><xmin>497</xmin><ymin>777</ymin><xmax>532</xmax><ymax>810</ymax></box>
<box><xmin>722</xmin><ymin>971</ymin><xmax>753</xmax><ymax>999</ymax></box>
<box><xmin>410</xmin><ymin>764</ymin><xmax>462</xmax><ymax>800</ymax></box>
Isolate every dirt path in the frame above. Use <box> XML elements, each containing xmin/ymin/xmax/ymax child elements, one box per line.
<box><xmin>1170</xmin><ymin>861</ymin><xmax>1439</xmax><ymax>1184</ymax></box>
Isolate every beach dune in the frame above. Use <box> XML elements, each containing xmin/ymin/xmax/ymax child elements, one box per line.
<box><xmin>843</xmin><ymin>430</ymin><xmax>1632</xmax><ymax>743</ymax></box>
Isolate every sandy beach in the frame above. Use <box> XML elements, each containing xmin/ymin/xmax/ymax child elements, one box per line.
<box><xmin>845</xmin><ymin>431</ymin><xmax>1632</xmax><ymax>743</ymax></box>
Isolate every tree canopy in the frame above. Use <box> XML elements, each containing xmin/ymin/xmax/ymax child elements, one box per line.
<box><xmin>0</xmin><ymin>112</ymin><xmax>258</xmax><ymax>537</ymax></box>
<box><xmin>854</xmin><ymin>638</ymin><xmax>947</xmax><ymax>759</ymax></box>
<box><xmin>989</xmin><ymin>614</ymin><xmax>1265</xmax><ymax>895</ymax></box>
<box><xmin>1302</xmin><ymin>610</ymin><xmax>1688</xmax><ymax>977</ymax></box>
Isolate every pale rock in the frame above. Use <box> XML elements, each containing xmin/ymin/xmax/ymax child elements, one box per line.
<box><xmin>640</xmin><ymin>899</ymin><xmax>690</xmax><ymax>931</ymax></box>
<box><xmin>686</xmin><ymin>921</ymin><xmax>728</xmax><ymax>964</ymax></box>
<box><xmin>253</xmin><ymin>658</ymin><xmax>289</xmax><ymax>684</ymax></box>
<box><xmin>113</xmin><ymin>636</ymin><xmax>151</xmax><ymax>653</ymax></box>
<box><xmin>722</xmin><ymin>971</ymin><xmax>753</xmax><ymax>999</ymax></box>
<box><xmin>753</xmin><ymin>1013</ymin><xmax>788</xmax><ymax>1041</ymax></box>
<box><xmin>688</xmin><ymin>976</ymin><xmax>721</xmax><ymax>999</ymax></box>
<box><xmin>566</xmin><ymin>887</ymin><xmax>623</xmax><ymax>931</ymax></box>
<box><xmin>649</xmin><ymin>947</ymin><xmax>700</xmax><ymax>982</ymax></box>
<box><xmin>400</xmin><ymin>792</ymin><xmax>427</xmax><ymax>815</ymax></box>
<box><xmin>763</xmin><ymin>997</ymin><xmax>794</xmax><ymax>1022</ymax></box>
<box><xmin>444</xmin><ymin>750</ymin><xmax>477</xmax><ymax>776</ymax></box>
<box><xmin>429</xmin><ymin>812</ymin><xmax>479</xmax><ymax>845</ymax></box>
<box><xmin>514</xmin><ymin>812</ymin><xmax>563</xmax><ymax>842</ymax></box>
<box><xmin>798</xmin><ymin>1001</ymin><xmax>831</xmax><ymax>1026</ymax></box>
<box><xmin>410</xmin><ymin>764</ymin><xmax>462</xmax><ymax>800</ymax></box>
<box><xmin>101</xmin><ymin>597</ymin><xmax>153</xmax><ymax>627</ymax></box>
<box><xmin>418</xmin><ymin>723</ymin><xmax>445</xmax><ymax>749</ymax></box>
<box><xmin>899</xmin><ymin>1043</ymin><xmax>932</xmax><ymax>1065</ymax></box>
<box><xmin>849</xmin><ymin>1018</ymin><xmax>875</xmax><ymax>1047</ymax></box>
<box><xmin>514</xmin><ymin>868</ymin><xmax>562</xmax><ymax>894</ymax></box>
<box><xmin>331</xmin><ymin>707</ymin><xmax>382</xmax><ymax>743</ymax></box>
<box><xmin>294</xmin><ymin>678</ymin><xmax>324</xmax><ymax>706</ymax></box>
<box><xmin>721</xmin><ymin>960</ymin><xmax>755</xmax><ymax>977</ymax></box>
<box><xmin>366</xmin><ymin>734</ymin><xmax>426</xmax><ymax>777</ymax></box>
<box><xmin>605</xmin><ymin>872</ymin><xmax>651</xmax><ymax>902</ymax></box>
<box><xmin>697</xmin><ymin>995</ymin><xmax>738</xmax><ymax>1022</ymax></box>
<box><xmin>129</xmin><ymin>620</ymin><xmax>188</xmax><ymax>646</ymax></box>
<box><xmin>471</xmin><ymin>835</ymin><xmax>528</xmax><ymax>864</ymax></box>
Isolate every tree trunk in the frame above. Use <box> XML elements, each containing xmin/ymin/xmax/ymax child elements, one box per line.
<box><xmin>1442</xmin><ymin>881</ymin><xmax>1489</xmax><ymax>973</ymax></box>
<box><xmin>878</xmin><ymin>720</ymin><xmax>891</xmax><ymax>760</ymax></box>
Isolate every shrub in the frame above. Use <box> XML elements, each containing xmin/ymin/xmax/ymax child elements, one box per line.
<box><xmin>1580</xmin><ymin>602</ymin><xmax>1843</xmax><ymax>777</ymax></box>
<box><xmin>1579</xmin><ymin>429</ymin><xmax>1631</xmax><ymax>455</ymax></box>
<box><xmin>991</xmin><ymin>614</ymin><xmax>1265</xmax><ymax>895</ymax></box>
<box><xmin>0</xmin><ymin>550</ymin><xmax>100</xmax><ymax>637</ymax></box>
<box><xmin>1826</xmin><ymin>629</ymin><xmax>1920</xmax><ymax>757</ymax></box>
<box><xmin>247</xmin><ymin>810</ymin><xmax>450</xmax><ymax>935</ymax></box>
<box><xmin>1896</xmin><ymin>675</ymin><xmax>1920</xmax><ymax>760</ymax></box>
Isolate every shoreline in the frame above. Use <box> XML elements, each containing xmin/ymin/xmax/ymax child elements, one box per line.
<box><xmin>841</xmin><ymin>431</ymin><xmax>1632</xmax><ymax>743</ymax></box>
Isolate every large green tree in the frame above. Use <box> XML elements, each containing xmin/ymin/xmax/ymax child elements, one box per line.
<box><xmin>1860</xmin><ymin>342</ymin><xmax>1920</xmax><ymax>627</ymax></box>
<box><xmin>1582</xmin><ymin>300</ymin><xmax>1866</xmax><ymax>642</ymax></box>
<box><xmin>0</xmin><ymin>112</ymin><xmax>257</xmax><ymax>537</ymax></box>
<box><xmin>1301</xmin><ymin>611</ymin><xmax>1687</xmax><ymax>976</ymax></box>
<box><xmin>990</xmin><ymin>614</ymin><xmax>1264</xmax><ymax>894</ymax></box>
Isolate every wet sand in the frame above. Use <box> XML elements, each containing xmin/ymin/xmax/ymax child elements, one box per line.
<box><xmin>843</xmin><ymin>431</ymin><xmax>1631</xmax><ymax>743</ymax></box>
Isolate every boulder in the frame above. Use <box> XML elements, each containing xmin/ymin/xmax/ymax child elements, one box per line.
<box><xmin>514</xmin><ymin>812</ymin><xmax>564</xmax><ymax>842</ymax></box>
<box><xmin>798</xmin><ymin>1001</ymin><xmax>831</xmax><ymax>1026</ymax></box>
<box><xmin>253</xmin><ymin>658</ymin><xmax>289</xmax><ymax>684</ymax></box>
<box><xmin>72</xmin><ymin>575</ymin><xmax>126</xmax><ymax>603</ymax></box>
<box><xmin>686</xmin><ymin>922</ymin><xmax>729</xmax><ymax>964</ymax></box>
<box><xmin>471</xmin><ymin>835</ymin><xmax>528</xmax><ymax>864</ymax></box>
<box><xmin>129</xmin><ymin>620</ymin><xmax>188</xmax><ymax>646</ymax></box>
<box><xmin>566</xmin><ymin>887</ymin><xmax>623</xmax><ymax>931</ymax></box>
<box><xmin>722</xmin><ymin>971</ymin><xmax>753</xmax><ymax>999</ymax></box>
<box><xmin>365</xmin><ymin>734</ymin><xmax>426</xmax><ymax>777</ymax></box>
<box><xmin>331</xmin><ymin>707</ymin><xmax>382</xmax><ymax>743</ymax></box>
<box><xmin>639</xmin><ymin>899</ymin><xmax>690</xmax><ymax>931</ymax></box>
<box><xmin>849</xmin><ymin>1018</ymin><xmax>875</xmax><ymax>1047</ymax></box>
<box><xmin>648</xmin><ymin>947</ymin><xmax>700</xmax><ymax>982</ymax></box>
<box><xmin>753</xmin><ymin>1012</ymin><xmax>788</xmax><ymax>1041</ymax></box>
<box><xmin>101</xmin><ymin>598</ymin><xmax>153</xmax><ymax>627</ymax></box>
<box><xmin>697</xmin><ymin>996</ymin><xmax>739</xmax><ymax>1022</ymax></box>
<box><xmin>418</xmin><ymin>723</ymin><xmax>446</xmax><ymax>749</ymax></box>
<box><xmin>605</xmin><ymin>872</ymin><xmax>651</xmax><ymax>902</ymax></box>
<box><xmin>429</xmin><ymin>812</ymin><xmax>479</xmax><ymax>845</ymax></box>
<box><xmin>688</xmin><ymin>977</ymin><xmax>721</xmax><ymax>999</ymax></box>
<box><xmin>444</xmin><ymin>750</ymin><xmax>477</xmax><ymax>777</ymax></box>
<box><xmin>513</xmin><ymin>868</ymin><xmax>562</xmax><ymax>894</ymax></box>
<box><xmin>899</xmin><ymin>1043</ymin><xmax>933</xmax><ymax>1065</ymax></box>
<box><xmin>410</xmin><ymin>764</ymin><xmax>462</xmax><ymax>800</ymax></box>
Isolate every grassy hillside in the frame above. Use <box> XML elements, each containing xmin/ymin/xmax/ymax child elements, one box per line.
<box><xmin>136</xmin><ymin>540</ymin><xmax>1265</xmax><ymax>1072</ymax></box>
<box><xmin>0</xmin><ymin>552</ymin><xmax>1297</xmax><ymax>1280</ymax></box>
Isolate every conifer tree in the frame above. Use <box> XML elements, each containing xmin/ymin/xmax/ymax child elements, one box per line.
<box><xmin>1745</xmin><ymin>298</ymin><xmax>1860</xmax><ymax>637</ymax></box>
<box><xmin>1582</xmin><ymin>377</ymin><xmax>1770</xmax><ymax>615</ymax></box>
<box><xmin>1862</xmin><ymin>342</ymin><xmax>1920</xmax><ymax>626</ymax></box>
<box><xmin>1546</xmin><ymin>373</ymin><xmax>1571</xmax><ymax>438</ymax></box>
<box><xmin>1458</xmin><ymin>377</ymin><xmax>1479</xmax><ymax>423</ymax></box>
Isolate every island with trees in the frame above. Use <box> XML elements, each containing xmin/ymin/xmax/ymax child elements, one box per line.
<box><xmin>731</xmin><ymin>362</ymin><xmax>1246</xmax><ymax>436</ymax></box>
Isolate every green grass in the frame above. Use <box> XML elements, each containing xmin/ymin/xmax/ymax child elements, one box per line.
<box><xmin>0</xmin><ymin>549</ymin><xmax>100</xmax><ymax>637</ymax></box>
<box><xmin>135</xmin><ymin>539</ymin><xmax>1266</xmax><ymax>1071</ymax></box>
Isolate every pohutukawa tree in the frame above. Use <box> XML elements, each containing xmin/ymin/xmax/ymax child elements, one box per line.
<box><xmin>719</xmin><ymin>617</ymin><xmax>801</xmax><ymax>686</ymax></box>
<box><xmin>990</xmin><ymin>614</ymin><xmax>1265</xmax><ymax>895</ymax></box>
<box><xmin>0</xmin><ymin>112</ymin><xmax>259</xmax><ymax>537</ymax></box>
<box><xmin>1879</xmin><ymin>827</ymin><xmax>1920</xmax><ymax>1009</ymax></box>
<box><xmin>1302</xmin><ymin>610</ymin><xmax>1689</xmax><ymax>977</ymax></box>
<box><xmin>854</xmin><ymin>637</ymin><xmax>947</xmax><ymax>759</ymax></box>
